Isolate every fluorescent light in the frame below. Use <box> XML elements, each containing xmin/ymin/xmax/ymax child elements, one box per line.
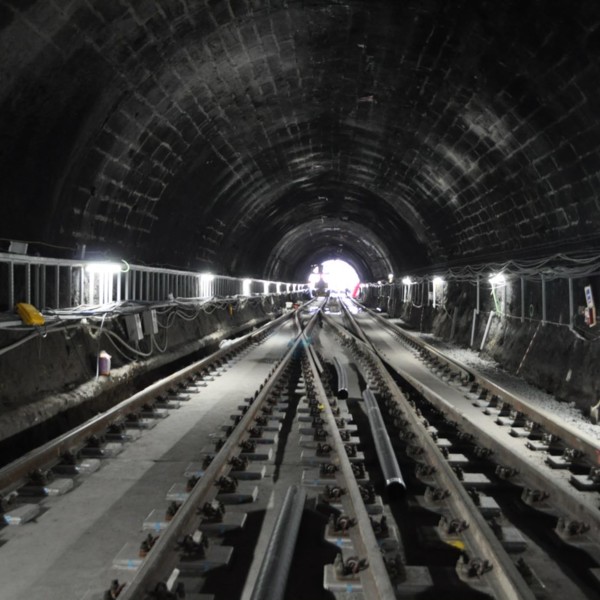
<box><xmin>242</xmin><ymin>279</ymin><xmax>252</xmax><ymax>295</ymax></box>
<box><xmin>402</xmin><ymin>276</ymin><xmax>412</xmax><ymax>285</ymax></box>
<box><xmin>85</xmin><ymin>262</ymin><xmax>121</xmax><ymax>274</ymax></box>
<box><xmin>489</xmin><ymin>273</ymin><xmax>506</xmax><ymax>285</ymax></box>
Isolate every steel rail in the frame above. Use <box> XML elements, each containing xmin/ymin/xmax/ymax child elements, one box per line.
<box><xmin>0</xmin><ymin>310</ymin><xmax>295</xmax><ymax>495</ymax></box>
<box><xmin>391</xmin><ymin>364</ymin><xmax>600</xmax><ymax>536</ymax></box>
<box><xmin>249</xmin><ymin>485</ymin><xmax>307</xmax><ymax>600</ymax></box>
<box><xmin>330</xmin><ymin>305</ymin><xmax>537</xmax><ymax>600</ymax></box>
<box><xmin>362</xmin><ymin>388</ymin><xmax>405</xmax><ymax>488</ymax></box>
<box><xmin>304</xmin><ymin>328</ymin><xmax>397</xmax><ymax>599</ymax></box>
<box><xmin>119</xmin><ymin>313</ymin><xmax>307</xmax><ymax>599</ymax></box>
<box><xmin>361</xmin><ymin>304</ymin><xmax>600</xmax><ymax>469</ymax></box>
<box><xmin>359</xmin><ymin>303</ymin><xmax>472</xmax><ymax>382</ymax></box>
<box><xmin>346</xmin><ymin>301</ymin><xmax>600</xmax><ymax>553</ymax></box>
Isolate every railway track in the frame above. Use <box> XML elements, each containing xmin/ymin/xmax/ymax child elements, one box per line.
<box><xmin>333</xmin><ymin>297</ymin><xmax>600</xmax><ymax>598</ymax></box>
<box><xmin>0</xmin><ymin>303</ymin><xmax>400</xmax><ymax>599</ymax></box>
<box><xmin>0</xmin><ymin>310</ymin><xmax>298</xmax><ymax>598</ymax></box>
<box><xmin>2</xmin><ymin>296</ymin><xmax>599</xmax><ymax>599</ymax></box>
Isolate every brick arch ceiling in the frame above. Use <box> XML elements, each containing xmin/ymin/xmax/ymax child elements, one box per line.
<box><xmin>1</xmin><ymin>0</ymin><xmax>600</xmax><ymax>280</ymax></box>
<box><xmin>264</xmin><ymin>217</ymin><xmax>396</xmax><ymax>284</ymax></box>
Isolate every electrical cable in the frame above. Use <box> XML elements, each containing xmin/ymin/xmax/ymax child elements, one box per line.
<box><xmin>0</xmin><ymin>289</ymin><xmax>280</xmax><ymax>360</ymax></box>
<box><xmin>0</xmin><ymin>323</ymin><xmax>80</xmax><ymax>356</ymax></box>
<box><xmin>0</xmin><ymin>237</ymin><xmax>76</xmax><ymax>252</ymax></box>
<box><xmin>86</xmin><ymin>326</ymin><xmax>153</xmax><ymax>358</ymax></box>
<box><xmin>151</xmin><ymin>327</ymin><xmax>169</xmax><ymax>353</ymax></box>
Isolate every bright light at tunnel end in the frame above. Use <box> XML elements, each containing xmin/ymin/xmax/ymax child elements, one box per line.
<box><xmin>307</xmin><ymin>259</ymin><xmax>360</xmax><ymax>292</ymax></box>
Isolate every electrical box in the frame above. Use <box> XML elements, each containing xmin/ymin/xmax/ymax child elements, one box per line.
<box><xmin>124</xmin><ymin>314</ymin><xmax>144</xmax><ymax>342</ymax></box>
<box><xmin>584</xmin><ymin>285</ymin><xmax>596</xmax><ymax>327</ymax></box>
<box><xmin>142</xmin><ymin>310</ymin><xmax>158</xmax><ymax>336</ymax></box>
<box><xmin>9</xmin><ymin>241</ymin><xmax>28</xmax><ymax>254</ymax></box>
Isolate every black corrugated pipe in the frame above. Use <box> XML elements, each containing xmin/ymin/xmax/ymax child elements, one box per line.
<box><xmin>333</xmin><ymin>355</ymin><xmax>349</xmax><ymax>399</ymax></box>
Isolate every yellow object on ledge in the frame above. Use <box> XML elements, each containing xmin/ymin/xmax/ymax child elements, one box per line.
<box><xmin>15</xmin><ymin>302</ymin><xmax>45</xmax><ymax>326</ymax></box>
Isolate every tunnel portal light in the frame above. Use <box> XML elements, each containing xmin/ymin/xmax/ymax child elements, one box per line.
<box><xmin>401</xmin><ymin>276</ymin><xmax>412</xmax><ymax>286</ymax></box>
<box><xmin>306</xmin><ymin>259</ymin><xmax>359</xmax><ymax>292</ymax></box>
<box><xmin>489</xmin><ymin>272</ymin><xmax>506</xmax><ymax>286</ymax></box>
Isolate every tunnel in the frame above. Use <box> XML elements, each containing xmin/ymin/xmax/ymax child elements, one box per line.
<box><xmin>2</xmin><ymin>0</ymin><xmax>600</xmax><ymax>281</ymax></box>
<box><xmin>1</xmin><ymin>0</ymin><xmax>600</xmax><ymax>480</ymax></box>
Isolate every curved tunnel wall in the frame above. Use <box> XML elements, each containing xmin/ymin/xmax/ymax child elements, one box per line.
<box><xmin>1</xmin><ymin>1</ymin><xmax>600</xmax><ymax>280</ymax></box>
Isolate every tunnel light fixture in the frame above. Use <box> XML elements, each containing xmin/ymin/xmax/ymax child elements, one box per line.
<box><xmin>388</xmin><ymin>273</ymin><xmax>394</xmax><ymax>283</ymax></box>
<box><xmin>85</xmin><ymin>262</ymin><xmax>122</xmax><ymax>274</ymax></box>
<box><xmin>402</xmin><ymin>276</ymin><xmax>412</xmax><ymax>285</ymax></box>
<box><xmin>200</xmin><ymin>273</ymin><xmax>214</xmax><ymax>282</ymax></box>
<box><xmin>489</xmin><ymin>272</ymin><xmax>507</xmax><ymax>315</ymax></box>
<box><xmin>432</xmin><ymin>276</ymin><xmax>445</xmax><ymax>309</ymax></box>
<box><xmin>489</xmin><ymin>272</ymin><xmax>506</xmax><ymax>286</ymax></box>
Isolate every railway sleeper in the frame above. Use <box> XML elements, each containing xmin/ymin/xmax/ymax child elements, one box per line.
<box><xmin>554</xmin><ymin>517</ymin><xmax>600</xmax><ymax>564</ymax></box>
<box><xmin>546</xmin><ymin>447</ymin><xmax>585</xmax><ymax>469</ymax></box>
<box><xmin>570</xmin><ymin>466</ymin><xmax>600</xmax><ymax>491</ymax></box>
<box><xmin>80</xmin><ymin>436</ymin><xmax>125</xmax><ymax>458</ymax></box>
<box><xmin>319</xmin><ymin>483</ymin><xmax>385</xmax><ymax>515</ymax></box>
<box><xmin>2</xmin><ymin>502</ymin><xmax>44</xmax><ymax>526</ymax></box>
